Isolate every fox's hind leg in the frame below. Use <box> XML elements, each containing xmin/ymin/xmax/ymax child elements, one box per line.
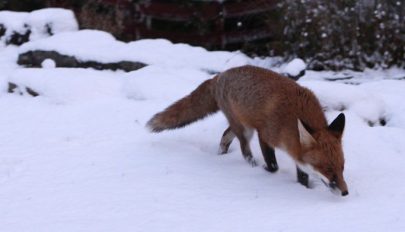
<box><xmin>219</xmin><ymin>126</ymin><xmax>257</xmax><ymax>167</ymax></box>
<box><xmin>237</xmin><ymin>128</ymin><xmax>256</xmax><ymax>167</ymax></box>
<box><xmin>258</xmin><ymin>136</ymin><xmax>279</xmax><ymax>173</ymax></box>
<box><xmin>219</xmin><ymin>127</ymin><xmax>235</xmax><ymax>154</ymax></box>
<box><xmin>230</xmin><ymin>124</ymin><xmax>257</xmax><ymax>167</ymax></box>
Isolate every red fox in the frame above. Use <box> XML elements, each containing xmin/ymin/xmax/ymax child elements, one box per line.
<box><xmin>147</xmin><ymin>65</ymin><xmax>348</xmax><ymax>196</ymax></box>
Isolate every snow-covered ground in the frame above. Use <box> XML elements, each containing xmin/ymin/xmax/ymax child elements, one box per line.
<box><xmin>0</xmin><ymin>29</ymin><xmax>405</xmax><ymax>232</ymax></box>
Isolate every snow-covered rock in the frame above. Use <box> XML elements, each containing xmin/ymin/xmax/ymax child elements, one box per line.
<box><xmin>26</xmin><ymin>8</ymin><xmax>78</xmax><ymax>41</ymax></box>
<box><xmin>301</xmin><ymin>80</ymin><xmax>387</xmax><ymax>126</ymax></box>
<box><xmin>18</xmin><ymin>30</ymin><xmax>252</xmax><ymax>72</ymax></box>
<box><xmin>18</xmin><ymin>50</ymin><xmax>147</xmax><ymax>72</ymax></box>
<box><xmin>282</xmin><ymin>58</ymin><xmax>306</xmax><ymax>80</ymax></box>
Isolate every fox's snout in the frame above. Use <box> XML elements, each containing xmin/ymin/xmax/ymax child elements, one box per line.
<box><xmin>322</xmin><ymin>177</ymin><xmax>348</xmax><ymax>196</ymax></box>
<box><xmin>337</xmin><ymin>180</ymin><xmax>349</xmax><ymax>196</ymax></box>
<box><xmin>341</xmin><ymin>190</ymin><xmax>349</xmax><ymax>196</ymax></box>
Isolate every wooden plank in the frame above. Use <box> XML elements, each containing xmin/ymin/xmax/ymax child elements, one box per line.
<box><xmin>224</xmin><ymin>0</ymin><xmax>276</xmax><ymax>17</ymax></box>
<box><xmin>137</xmin><ymin>2</ymin><xmax>221</xmax><ymax>21</ymax></box>
<box><xmin>224</xmin><ymin>28</ymin><xmax>273</xmax><ymax>44</ymax></box>
<box><xmin>136</xmin><ymin>24</ymin><xmax>223</xmax><ymax>46</ymax></box>
<box><xmin>136</xmin><ymin>25</ymin><xmax>273</xmax><ymax>47</ymax></box>
<box><xmin>101</xmin><ymin>0</ymin><xmax>133</xmax><ymax>6</ymax></box>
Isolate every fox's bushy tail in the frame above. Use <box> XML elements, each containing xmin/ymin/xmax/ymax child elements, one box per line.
<box><xmin>147</xmin><ymin>77</ymin><xmax>219</xmax><ymax>132</ymax></box>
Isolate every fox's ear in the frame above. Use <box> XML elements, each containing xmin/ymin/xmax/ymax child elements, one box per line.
<box><xmin>298</xmin><ymin>119</ymin><xmax>315</xmax><ymax>148</ymax></box>
<box><xmin>328</xmin><ymin>113</ymin><xmax>345</xmax><ymax>137</ymax></box>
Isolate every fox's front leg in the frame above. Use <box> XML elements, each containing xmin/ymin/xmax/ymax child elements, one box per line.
<box><xmin>296</xmin><ymin>166</ymin><xmax>310</xmax><ymax>188</ymax></box>
<box><xmin>258</xmin><ymin>137</ymin><xmax>278</xmax><ymax>173</ymax></box>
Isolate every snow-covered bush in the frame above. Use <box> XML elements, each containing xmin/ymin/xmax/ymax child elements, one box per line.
<box><xmin>0</xmin><ymin>11</ymin><xmax>30</xmax><ymax>45</ymax></box>
<box><xmin>278</xmin><ymin>0</ymin><xmax>404</xmax><ymax>71</ymax></box>
<box><xmin>0</xmin><ymin>8</ymin><xmax>78</xmax><ymax>46</ymax></box>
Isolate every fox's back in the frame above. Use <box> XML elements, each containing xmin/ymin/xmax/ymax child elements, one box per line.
<box><xmin>215</xmin><ymin>65</ymin><xmax>327</xmax><ymax>138</ymax></box>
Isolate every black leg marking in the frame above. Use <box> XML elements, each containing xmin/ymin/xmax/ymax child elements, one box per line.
<box><xmin>296</xmin><ymin>166</ymin><xmax>309</xmax><ymax>188</ymax></box>
<box><xmin>259</xmin><ymin>138</ymin><xmax>278</xmax><ymax>173</ymax></box>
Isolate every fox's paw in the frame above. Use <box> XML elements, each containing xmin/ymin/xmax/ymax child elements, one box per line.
<box><xmin>297</xmin><ymin>170</ymin><xmax>311</xmax><ymax>188</ymax></box>
<box><xmin>245</xmin><ymin>157</ymin><xmax>258</xmax><ymax>167</ymax></box>
<box><xmin>218</xmin><ymin>144</ymin><xmax>229</xmax><ymax>155</ymax></box>
<box><xmin>264</xmin><ymin>163</ymin><xmax>279</xmax><ymax>173</ymax></box>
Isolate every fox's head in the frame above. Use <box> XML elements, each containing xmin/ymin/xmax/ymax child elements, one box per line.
<box><xmin>297</xmin><ymin>113</ymin><xmax>348</xmax><ymax>196</ymax></box>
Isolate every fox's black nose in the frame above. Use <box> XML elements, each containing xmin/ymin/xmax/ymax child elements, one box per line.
<box><xmin>341</xmin><ymin>190</ymin><xmax>349</xmax><ymax>196</ymax></box>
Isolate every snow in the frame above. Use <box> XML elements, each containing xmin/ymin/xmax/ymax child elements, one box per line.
<box><xmin>300</xmin><ymin>81</ymin><xmax>386</xmax><ymax>125</ymax></box>
<box><xmin>0</xmin><ymin>9</ymin><xmax>77</xmax><ymax>46</ymax></box>
<box><xmin>41</xmin><ymin>58</ymin><xmax>56</xmax><ymax>69</ymax></box>
<box><xmin>26</xmin><ymin>8</ymin><xmax>79</xmax><ymax>41</ymax></box>
<box><xmin>1</xmin><ymin>30</ymin><xmax>405</xmax><ymax>231</ymax></box>
<box><xmin>0</xmin><ymin>11</ymin><xmax>29</xmax><ymax>32</ymax></box>
<box><xmin>19</xmin><ymin>30</ymin><xmax>251</xmax><ymax>72</ymax></box>
<box><xmin>0</xmin><ymin>11</ymin><xmax>29</xmax><ymax>45</ymax></box>
<box><xmin>283</xmin><ymin>58</ymin><xmax>306</xmax><ymax>76</ymax></box>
